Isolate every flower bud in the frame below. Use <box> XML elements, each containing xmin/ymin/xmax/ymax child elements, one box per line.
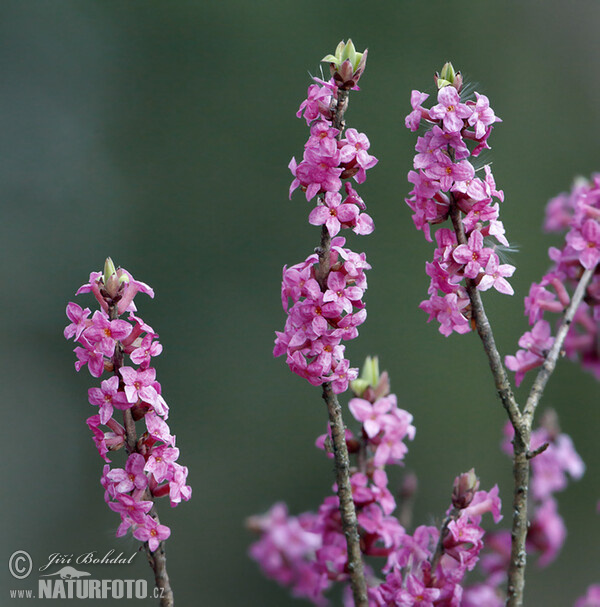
<box><xmin>322</xmin><ymin>39</ymin><xmax>368</xmax><ymax>90</ymax></box>
<box><xmin>350</xmin><ymin>355</ymin><xmax>380</xmax><ymax>397</ymax></box>
<box><xmin>103</xmin><ymin>257</ymin><xmax>121</xmax><ymax>298</ymax></box>
<box><xmin>435</xmin><ymin>62</ymin><xmax>463</xmax><ymax>92</ymax></box>
<box><xmin>451</xmin><ymin>468</ymin><xmax>480</xmax><ymax>509</ymax></box>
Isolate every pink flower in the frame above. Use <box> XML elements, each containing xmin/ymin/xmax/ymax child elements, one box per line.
<box><xmin>429</xmin><ymin>86</ymin><xmax>472</xmax><ymax>132</ymax></box>
<box><xmin>308</xmin><ymin>192</ymin><xmax>358</xmax><ymax>237</ymax></box>
<box><xmin>566</xmin><ymin>218</ymin><xmax>600</xmax><ymax>269</ymax></box>
<box><xmin>467</xmin><ymin>93</ymin><xmax>500</xmax><ymax>139</ymax></box>
<box><xmin>129</xmin><ymin>334</ymin><xmax>163</xmax><ymax>367</ymax></box>
<box><xmin>339</xmin><ymin>128</ymin><xmax>378</xmax><ymax>183</ymax></box>
<box><xmin>64</xmin><ymin>303</ymin><xmax>91</xmax><ymax>341</ymax></box>
<box><xmin>88</xmin><ymin>375</ymin><xmax>131</xmax><ymax>423</ymax></box>
<box><xmin>84</xmin><ymin>310</ymin><xmax>132</xmax><ymax>357</ymax></box>
<box><xmin>526</xmin><ymin>498</ymin><xmax>566</xmax><ymax>567</ymax></box>
<box><xmin>133</xmin><ymin>515</ymin><xmax>171</xmax><ymax>552</ymax></box>
<box><xmin>396</xmin><ymin>574</ymin><xmax>441</xmax><ymax>606</ymax></box>
<box><xmin>348</xmin><ymin>396</ymin><xmax>393</xmax><ymax>438</ymax></box>
<box><xmin>119</xmin><ymin>366</ymin><xmax>158</xmax><ymax>405</ymax></box>
<box><xmin>453</xmin><ymin>230</ymin><xmax>493</xmax><ymax>278</ymax></box>
<box><xmin>405</xmin><ymin>90</ymin><xmax>429</xmax><ymax>131</ymax></box>
<box><xmin>478</xmin><ymin>254</ymin><xmax>515</xmax><ymax>295</ymax></box>
<box><xmin>424</xmin><ymin>155</ymin><xmax>475</xmax><ymax>192</ymax></box>
<box><xmin>106</xmin><ymin>453</ymin><xmax>148</xmax><ymax>493</ymax></box>
<box><xmin>144</xmin><ymin>444</ymin><xmax>180</xmax><ymax>483</ymax></box>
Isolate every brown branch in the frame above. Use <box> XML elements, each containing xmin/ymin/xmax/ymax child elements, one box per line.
<box><xmin>449</xmin><ymin>197</ymin><xmax>597</xmax><ymax>606</ymax></box>
<box><xmin>523</xmin><ymin>265</ymin><xmax>597</xmax><ymax>425</ymax></box>
<box><xmin>506</xmin><ymin>264</ymin><xmax>596</xmax><ymax>607</ymax></box>
<box><xmin>108</xmin><ymin>300</ymin><xmax>174</xmax><ymax>606</ymax></box>
<box><xmin>448</xmin><ymin>199</ymin><xmax>521</xmax><ymax>427</ymax></box>
<box><xmin>314</xmin><ymin>85</ymin><xmax>367</xmax><ymax>606</ymax></box>
<box><xmin>322</xmin><ymin>382</ymin><xmax>368</xmax><ymax>607</ymax></box>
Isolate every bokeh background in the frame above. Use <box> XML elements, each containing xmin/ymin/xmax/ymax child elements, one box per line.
<box><xmin>1</xmin><ymin>1</ymin><xmax>598</xmax><ymax>605</ymax></box>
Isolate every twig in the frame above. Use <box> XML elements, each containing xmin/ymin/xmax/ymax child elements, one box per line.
<box><xmin>449</xmin><ymin>196</ymin><xmax>597</xmax><ymax>607</ymax></box>
<box><xmin>448</xmin><ymin>200</ymin><xmax>521</xmax><ymax>427</ymax></box>
<box><xmin>108</xmin><ymin>301</ymin><xmax>174</xmax><ymax>607</ymax></box>
<box><xmin>506</xmin><ymin>264</ymin><xmax>596</xmax><ymax>607</ymax></box>
<box><xmin>322</xmin><ymin>383</ymin><xmax>368</xmax><ymax>607</ymax></box>
<box><xmin>314</xmin><ymin>85</ymin><xmax>367</xmax><ymax>606</ymax></box>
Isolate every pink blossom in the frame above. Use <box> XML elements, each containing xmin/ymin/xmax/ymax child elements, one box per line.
<box><xmin>106</xmin><ymin>453</ymin><xmax>148</xmax><ymax>493</ymax></box>
<box><xmin>144</xmin><ymin>444</ymin><xmax>180</xmax><ymax>483</ymax></box>
<box><xmin>88</xmin><ymin>375</ymin><xmax>131</xmax><ymax>423</ymax></box>
<box><xmin>452</xmin><ymin>230</ymin><xmax>493</xmax><ymax>279</ymax></box>
<box><xmin>467</xmin><ymin>93</ymin><xmax>500</xmax><ymax>139</ymax></box>
<box><xmin>566</xmin><ymin>218</ymin><xmax>600</xmax><ymax>270</ymax></box>
<box><xmin>477</xmin><ymin>254</ymin><xmax>515</xmax><ymax>295</ymax></box>
<box><xmin>348</xmin><ymin>396</ymin><xmax>393</xmax><ymax>438</ymax></box>
<box><xmin>339</xmin><ymin>128</ymin><xmax>378</xmax><ymax>184</ymax></box>
<box><xmin>526</xmin><ymin>498</ymin><xmax>566</xmax><ymax>567</ymax></box>
<box><xmin>133</xmin><ymin>515</ymin><xmax>171</xmax><ymax>552</ymax></box>
<box><xmin>119</xmin><ymin>366</ymin><xmax>158</xmax><ymax>405</ymax></box>
<box><xmin>308</xmin><ymin>192</ymin><xmax>358</xmax><ymax>237</ymax></box>
<box><xmin>429</xmin><ymin>85</ymin><xmax>472</xmax><ymax>132</ymax></box>
<box><xmin>84</xmin><ymin>310</ymin><xmax>132</xmax><ymax>357</ymax></box>
<box><xmin>129</xmin><ymin>334</ymin><xmax>163</xmax><ymax>367</ymax></box>
<box><xmin>424</xmin><ymin>155</ymin><xmax>475</xmax><ymax>192</ymax></box>
<box><xmin>405</xmin><ymin>90</ymin><xmax>429</xmax><ymax>131</ymax></box>
<box><xmin>64</xmin><ymin>303</ymin><xmax>91</xmax><ymax>341</ymax></box>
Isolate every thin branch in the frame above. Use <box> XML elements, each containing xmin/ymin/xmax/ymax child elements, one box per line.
<box><xmin>448</xmin><ymin>199</ymin><xmax>521</xmax><ymax>427</ymax></box>
<box><xmin>322</xmin><ymin>383</ymin><xmax>368</xmax><ymax>607</ymax></box>
<box><xmin>314</xmin><ymin>85</ymin><xmax>367</xmax><ymax>606</ymax></box>
<box><xmin>108</xmin><ymin>301</ymin><xmax>174</xmax><ymax>606</ymax></box>
<box><xmin>505</xmin><ymin>264</ymin><xmax>596</xmax><ymax>607</ymax></box>
<box><xmin>523</xmin><ymin>266</ymin><xmax>597</xmax><ymax>425</ymax></box>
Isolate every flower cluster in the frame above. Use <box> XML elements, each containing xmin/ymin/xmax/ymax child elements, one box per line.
<box><xmin>65</xmin><ymin>259</ymin><xmax>191</xmax><ymax>551</ymax></box>
<box><xmin>249</xmin><ymin>358</ymin><xmax>503</xmax><ymax>605</ymax></box>
<box><xmin>506</xmin><ymin>175</ymin><xmax>600</xmax><ymax>385</ymax></box>
<box><xmin>405</xmin><ymin>63</ymin><xmax>514</xmax><ymax>336</ymax></box>
<box><xmin>275</xmin><ymin>40</ymin><xmax>377</xmax><ymax>393</ymax></box>
<box><xmin>473</xmin><ymin>410</ymin><xmax>585</xmax><ymax>602</ymax></box>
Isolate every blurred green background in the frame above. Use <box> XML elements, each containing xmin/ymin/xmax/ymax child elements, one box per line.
<box><xmin>1</xmin><ymin>1</ymin><xmax>598</xmax><ymax>605</ymax></box>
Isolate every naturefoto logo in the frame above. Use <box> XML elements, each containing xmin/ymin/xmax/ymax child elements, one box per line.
<box><xmin>41</xmin><ymin>566</ymin><xmax>91</xmax><ymax>579</ymax></box>
<box><xmin>38</xmin><ymin>570</ymin><xmax>148</xmax><ymax>600</ymax></box>
<box><xmin>8</xmin><ymin>549</ymin><xmax>163</xmax><ymax>601</ymax></box>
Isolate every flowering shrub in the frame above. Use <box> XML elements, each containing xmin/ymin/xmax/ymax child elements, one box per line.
<box><xmin>65</xmin><ymin>259</ymin><xmax>191</xmax><ymax>601</ymax></box>
<box><xmin>274</xmin><ymin>40</ymin><xmax>376</xmax><ymax>395</ymax></box>
<box><xmin>507</xmin><ymin>175</ymin><xmax>600</xmax><ymax>385</ymax></box>
<box><xmin>248</xmin><ymin>45</ymin><xmax>599</xmax><ymax>607</ymax></box>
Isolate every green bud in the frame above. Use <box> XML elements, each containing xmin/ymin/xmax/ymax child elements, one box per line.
<box><xmin>350</xmin><ymin>356</ymin><xmax>380</xmax><ymax>397</ymax></box>
<box><xmin>322</xmin><ymin>39</ymin><xmax>362</xmax><ymax>72</ymax></box>
<box><xmin>103</xmin><ymin>257</ymin><xmax>116</xmax><ymax>283</ymax></box>
<box><xmin>103</xmin><ymin>257</ymin><xmax>121</xmax><ymax>298</ymax></box>
<box><xmin>435</xmin><ymin>61</ymin><xmax>463</xmax><ymax>92</ymax></box>
<box><xmin>439</xmin><ymin>62</ymin><xmax>456</xmax><ymax>83</ymax></box>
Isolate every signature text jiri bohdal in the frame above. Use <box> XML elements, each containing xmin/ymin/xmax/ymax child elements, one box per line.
<box><xmin>39</xmin><ymin>550</ymin><xmax>137</xmax><ymax>572</ymax></box>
